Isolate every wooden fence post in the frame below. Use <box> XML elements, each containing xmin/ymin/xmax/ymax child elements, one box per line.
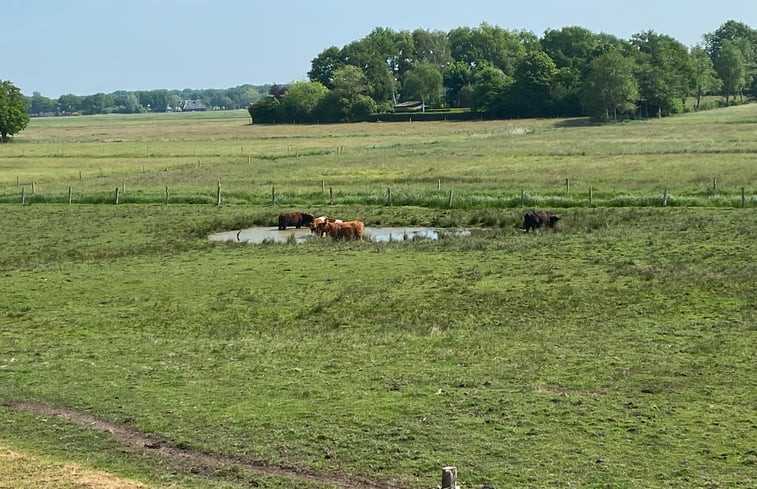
<box><xmin>328</xmin><ymin>187</ymin><xmax>334</xmax><ymax>205</ymax></box>
<box><xmin>712</xmin><ymin>177</ymin><xmax>717</xmax><ymax>194</ymax></box>
<box><xmin>662</xmin><ymin>188</ymin><xmax>668</xmax><ymax>207</ymax></box>
<box><xmin>272</xmin><ymin>187</ymin><xmax>276</xmax><ymax>205</ymax></box>
<box><xmin>520</xmin><ymin>189</ymin><xmax>525</xmax><ymax>206</ymax></box>
<box><xmin>21</xmin><ymin>186</ymin><xmax>25</xmax><ymax>205</ymax></box>
<box><xmin>68</xmin><ymin>186</ymin><xmax>72</xmax><ymax>204</ymax></box>
<box><xmin>165</xmin><ymin>186</ymin><xmax>170</xmax><ymax>205</ymax></box>
<box><xmin>216</xmin><ymin>180</ymin><xmax>222</xmax><ymax>206</ymax></box>
<box><xmin>589</xmin><ymin>186</ymin><xmax>593</xmax><ymax>205</ymax></box>
<box><xmin>565</xmin><ymin>178</ymin><xmax>570</xmax><ymax>193</ymax></box>
<box><xmin>448</xmin><ymin>189</ymin><xmax>453</xmax><ymax>208</ymax></box>
<box><xmin>442</xmin><ymin>466</ymin><xmax>457</xmax><ymax>489</ymax></box>
<box><xmin>16</xmin><ymin>176</ymin><xmax>19</xmax><ymax>186</ymax></box>
<box><xmin>114</xmin><ymin>187</ymin><xmax>120</xmax><ymax>204</ymax></box>
<box><xmin>386</xmin><ymin>187</ymin><xmax>392</xmax><ymax>206</ymax></box>
<box><xmin>32</xmin><ymin>181</ymin><xmax>36</xmax><ymax>194</ymax></box>
<box><xmin>438</xmin><ymin>179</ymin><xmax>441</xmax><ymax>191</ymax></box>
<box><xmin>321</xmin><ymin>179</ymin><xmax>325</xmax><ymax>192</ymax></box>
<box><xmin>741</xmin><ymin>187</ymin><xmax>746</xmax><ymax>208</ymax></box>
<box><xmin>79</xmin><ymin>170</ymin><xmax>82</xmax><ymax>181</ymax></box>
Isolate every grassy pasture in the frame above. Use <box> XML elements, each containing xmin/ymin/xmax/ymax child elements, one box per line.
<box><xmin>0</xmin><ymin>107</ymin><xmax>754</xmax><ymax>208</ymax></box>
<box><xmin>0</xmin><ymin>108</ymin><xmax>755</xmax><ymax>489</ymax></box>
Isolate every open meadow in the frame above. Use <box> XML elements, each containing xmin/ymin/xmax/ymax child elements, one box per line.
<box><xmin>0</xmin><ymin>107</ymin><xmax>755</xmax><ymax>489</ymax></box>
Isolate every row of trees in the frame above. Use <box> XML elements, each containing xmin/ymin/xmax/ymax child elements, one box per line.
<box><xmin>26</xmin><ymin>85</ymin><xmax>271</xmax><ymax>116</ymax></box>
<box><xmin>250</xmin><ymin>20</ymin><xmax>756</xmax><ymax>123</ymax></box>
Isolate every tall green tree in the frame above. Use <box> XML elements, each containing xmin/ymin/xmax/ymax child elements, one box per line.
<box><xmin>714</xmin><ymin>40</ymin><xmax>747</xmax><ymax>103</ymax></box>
<box><xmin>449</xmin><ymin>23</ymin><xmax>526</xmax><ymax>75</ymax></box>
<box><xmin>282</xmin><ymin>81</ymin><xmax>328</xmax><ymax>122</ymax></box>
<box><xmin>443</xmin><ymin>61</ymin><xmax>473</xmax><ymax>107</ymax></box>
<box><xmin>631</xmin><ymin>31</ymin><xmax>694</xmax><ymax>117</ymax></box>
<box><xmin>690</xmin><ymin>46</ymin><xmax>722</xmax><ymax>110</ymax></box>
<box><xmin>580</xmin><ymin>51</ymin><xmax>639</xmax><ymax>121</ymax></box>
<box><xmin>363</xmin><ymin>54</ymin><xmax>396</xmax><ymax>103</ymax></box>
<box><xmin>493</xmin><ymin>51</ymin><xmax>557</xmax><ymax>117</ymax></box>
<box><xmin>541</xmin><ymin>26</ymin><xmax>600</xmax><ymax>76</ymax></box>
<box><xmin>309</xmin><ymin>46</ymin><xmax>344</xmax><ymax>89</ymax></box>
<box><xmin>469</xmin><ymin>63</ymin><xmax>513</xmax><ymax>112</ymax></box>
<box><xmin>361</xmin><ymin>27</ymin><xmax>414</xmax><ymax>79</ymax></box>
<box><xmin>412</xmin><ymin>29</ymin><xmax>452</xmax><ymax>69</ymax></box>
<box><xmin>402</xmin><ymin>63</ymin><xmax>443</xmax><ymax>110</ymax></box>
<box><xmin>333</xmin><ymin>65</ymin><xmax>369</xmax><ymax>100</ymax></box>
<box><xmin>705</xmin><ymin>20</ymin><xmax>757</xmax><ymax>98</ymax></box>
<box><xmin>0</xmin><ymin>80</ymin><xmax>30</xmax><ymax>142</ymax></box>
<box><xmin>328</xmin><ymin>65</ymin><xmax>375</xmax><ymax>122</ymax></box>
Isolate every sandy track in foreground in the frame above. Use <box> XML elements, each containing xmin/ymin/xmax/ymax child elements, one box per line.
<box><xmin>1</xmin><ymin>444</ymin><xmax>162</xmax><ymax>489</ymax></box>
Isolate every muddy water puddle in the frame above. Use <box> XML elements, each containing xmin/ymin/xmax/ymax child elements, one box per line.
<box><xmin>209</xmin><ymin>227</ymin><xmax>469</xmax><ymax>244</ymax></box>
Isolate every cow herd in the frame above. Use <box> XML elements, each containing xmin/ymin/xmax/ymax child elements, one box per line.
<box><xmin>276</xmin><ymin>209</ymin><xmax>560</xmax><ymax>240</ymax></box>
<box><xmin>277</xmin><ymin>211</ymin><xmax>365</xmax><ymax>240</ymax></box>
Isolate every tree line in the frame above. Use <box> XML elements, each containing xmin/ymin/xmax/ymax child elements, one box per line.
<box><xmin>250</xmin><ymin>20</ymin><xmax>756</xmax><ymax>123</ymax></box>
<box><xmin>25</xmin><ymin>85</ymin><xmax>271</xmax><ymax>116</ymax></box>
<box><xmin>3</xmin><ymin>18</ymin><xmax>756</xmax><ymax>138</ymax></box>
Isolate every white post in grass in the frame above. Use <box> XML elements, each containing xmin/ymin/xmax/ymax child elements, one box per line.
<box><xmin>442</xmin><ymin>466</ymin><xmax>458</xmax><ymax>489</ymax></box>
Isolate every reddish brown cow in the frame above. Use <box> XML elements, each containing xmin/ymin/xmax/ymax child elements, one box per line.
<box><xmin>323</xmin><ymin>220</ymin><xmax>365</xmax><ymax>240</ymax></box>
<box><xmin>310</xmin><ymin>216</ymin><xmax>343</xmax><ymax>237</ymax></box>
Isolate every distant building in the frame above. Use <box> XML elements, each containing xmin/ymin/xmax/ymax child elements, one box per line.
<box><xmin>182</xmin><ymin>100</ymin><xmax>207</xmax><ymax>111</ymax></box>
<box><xmin>393</xmin><ymin>100</ymin><xmax>427</xmax><ymax>112</ymax></box>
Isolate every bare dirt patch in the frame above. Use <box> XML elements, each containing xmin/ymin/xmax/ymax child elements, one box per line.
<box><xmin>1</xmin><ymin>444</ymin><xmax>157</xmax><ymax>489</ymax></box>
<box><xmin>2</xmin><ymin>400</ymin><xmax>408</xmax><ymax>489</ymax></box>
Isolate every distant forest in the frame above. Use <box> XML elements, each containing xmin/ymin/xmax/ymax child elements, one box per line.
<box><xmin>26</xmin><ymin>20</ymin><xmax>756</xmax><ymax>122</ymax></box>
<box><xmin>26</xmin><ymin>85</ymin><xmax>271</xmax><ymax>116</ymax></box>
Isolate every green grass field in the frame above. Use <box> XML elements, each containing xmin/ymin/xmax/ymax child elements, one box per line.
<box><xmin>0</xmin><ymin>107</ymin><xmax>755</xmax><ymax>489</ymax></box>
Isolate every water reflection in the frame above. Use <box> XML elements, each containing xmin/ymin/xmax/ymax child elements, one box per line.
<box><xmin>209</xmin><ymin>227</ymin><xmax>469</xmax><ymax>244</ymax></box>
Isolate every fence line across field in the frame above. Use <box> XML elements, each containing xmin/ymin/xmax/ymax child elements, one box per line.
<box><xmin>11</xmin><ymin>181</ymin><xmax>751</xmax><ymax>208</ymax></box>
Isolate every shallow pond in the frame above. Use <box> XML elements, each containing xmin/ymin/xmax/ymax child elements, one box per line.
<box><xmin>209</xmin><ymin>227</ymin><xmax>470</xmax><ymax>244</ymax></box>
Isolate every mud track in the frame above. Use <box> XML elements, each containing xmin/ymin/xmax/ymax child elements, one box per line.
<box><xmin>2</xmin><ymin>400</ymin><xmax>409</xmax><ymax>489</ymax></box>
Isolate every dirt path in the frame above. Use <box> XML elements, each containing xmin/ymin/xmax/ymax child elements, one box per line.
<box><xmin>1</xmin><ymin>400</ymin><xmax>410</xmax><ymax>489</ymax></box>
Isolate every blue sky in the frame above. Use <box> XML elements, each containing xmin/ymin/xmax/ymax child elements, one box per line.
<box><xmin>5</xmin><ymin>0</ymin><xmax>755</xmax><ymax>98</ymax></box>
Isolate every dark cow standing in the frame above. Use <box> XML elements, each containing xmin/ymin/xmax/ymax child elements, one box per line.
<box><xmin>278</xmin><ymin>211</ymin><xmax>315</xmax><ymax>230</ymax></box>
<box><xmin>523</xmin><ymin>210</ymin><xmax>560</xmax><ymax>232</ymax></box>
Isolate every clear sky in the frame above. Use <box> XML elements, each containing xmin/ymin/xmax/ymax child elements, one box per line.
<box><xmin>4</xmin><ymin>0</ymin><xmax>755</xmax><ymax>98</ymax></box>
